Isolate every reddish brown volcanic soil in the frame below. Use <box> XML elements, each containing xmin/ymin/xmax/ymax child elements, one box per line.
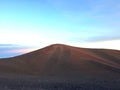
<box><xmin>0</xmin><ymin>44</ymin><xmax>120</xmax><ymax>81</ymax></box>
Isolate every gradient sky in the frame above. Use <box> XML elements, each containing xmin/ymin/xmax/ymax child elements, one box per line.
<box><xmin>0</xmin><ymin>0</ymin><xmax>120</xmax><ymax>58</ymax></box>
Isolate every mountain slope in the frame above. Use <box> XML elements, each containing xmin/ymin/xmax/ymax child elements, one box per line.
<box><xmin>0</xmin><ymin>44</ymin><xmax>120</xmax><ymax>80</ymax></box>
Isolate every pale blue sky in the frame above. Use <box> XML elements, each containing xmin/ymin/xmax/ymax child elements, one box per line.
<box><xmin>0</xmin><ymin>0</ymin><xmax>120</xmax><ymax>57</ymax></box>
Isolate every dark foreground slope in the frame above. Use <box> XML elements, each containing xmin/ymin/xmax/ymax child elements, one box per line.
<box><xmin>0</xmin><ymin>44</ymin><xmax>120</xmax><ymax>90</ymax></box>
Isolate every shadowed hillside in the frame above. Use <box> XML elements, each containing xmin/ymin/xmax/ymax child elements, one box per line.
<box><xmin>0</xmin><ymin>44</ymin><xmax>120</xmax><ymax>89</ymax></box>
<box><xmin>0</xmin><ymin>44</ymin><xmax>119</xmax><ymax>79</ymax></box>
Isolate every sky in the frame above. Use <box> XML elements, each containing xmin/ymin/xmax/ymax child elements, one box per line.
<box><xmin>0</xmin><ymin>0</ymin><xmax>120</xmax><ymax>58</ymax></box>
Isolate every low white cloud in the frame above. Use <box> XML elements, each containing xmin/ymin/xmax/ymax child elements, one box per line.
<box><xmin>66</xmin><ymin>39</ymin><xmax>120</xmax><ymax>50</ymax></box>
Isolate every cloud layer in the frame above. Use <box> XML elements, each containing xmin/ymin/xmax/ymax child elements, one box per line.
<box><xmin>0</xmin><ymin>44</ymin><xmax>37</xmax><ymax>58</ymax></box>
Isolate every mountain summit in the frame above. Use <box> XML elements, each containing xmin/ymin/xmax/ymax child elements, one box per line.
<box><xmin>0</xmin><ymin>44</ymin><xmax>120</xmax><ymax>80</ymax></box>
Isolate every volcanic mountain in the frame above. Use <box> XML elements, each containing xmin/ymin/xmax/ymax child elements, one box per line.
<box><xmin>0</xmin><ymin>44</ymin><xmax>120</xmax><ymax>81</ymax></box>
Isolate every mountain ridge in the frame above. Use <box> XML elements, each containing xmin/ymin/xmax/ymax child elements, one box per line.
<box><xmin>0</xmin><ymin>44</ymin><xmax>120</xmax><ymax>80</ymax></box>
